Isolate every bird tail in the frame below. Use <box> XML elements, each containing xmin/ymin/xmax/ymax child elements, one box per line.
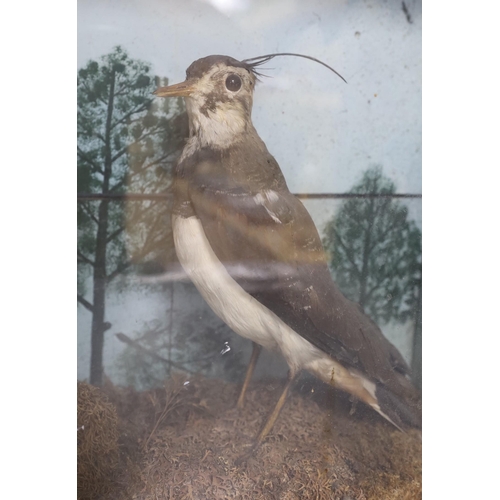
<box><xmin>373</xmin><ymin>382</ymin><xmax>422</xmax><ymax>430</ymax></box>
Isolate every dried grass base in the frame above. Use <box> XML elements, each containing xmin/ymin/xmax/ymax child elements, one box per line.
<box><xmin>78</xmin><ymin>375</ymin><xmax>421</xmax><ymax>499</ymax></box>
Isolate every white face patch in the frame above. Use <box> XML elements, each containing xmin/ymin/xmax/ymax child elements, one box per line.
<box><xmin>184</xmin><ymin>63</ymin><xmax>255</xmax><ymax>150</ymax></box>
<box><xmin>187</xmin><ymin>98</ymin><xmax>247</xmax><ymax>150</ymax></box>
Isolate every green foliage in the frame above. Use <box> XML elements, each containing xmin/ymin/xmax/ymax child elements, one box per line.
<box><xmin>323</xmin><ymin>166</ymin><xmax>421</xmax><ymax>324</ymax></box>
<box><xmin>77</xmin><ymin>46</ymin><xmax>187</xmax><ymax>385</ymax></box>
<box><xmin>77</xmin><ymin>46</ymin><xmax>187</xmax><ymax>293</ymax></box>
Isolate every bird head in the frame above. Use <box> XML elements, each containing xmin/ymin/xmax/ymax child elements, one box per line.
<box><xmin>155</xmin><ymin>53</ymin><xmax>346</xmax><ymax>150</ymax></box>
<box><xmin>155</xmin><ymin>55</ymin><xmax>258</xmax><ymax>149</ymax></box>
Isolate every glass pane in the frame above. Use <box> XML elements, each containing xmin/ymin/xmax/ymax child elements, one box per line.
<box><xmin>78</xmin><ymin>2</ymin><xmax>422</xmax><ymax>498</ymax></box>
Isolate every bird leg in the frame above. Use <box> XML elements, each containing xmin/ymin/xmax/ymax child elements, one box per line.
<box><xmin>255</xmin><ymin>371</ymin><xmax>296</xmax><ymax>445</ymax></box>
<box><xmin>236</xmin><ymin>342</ymin><xmax>262</xmax><ymax>409</ymax></box>
<box><xmin>236</xmin><ymin>371</ymin><xmax>296</xmax><ymax>465</ymax></box>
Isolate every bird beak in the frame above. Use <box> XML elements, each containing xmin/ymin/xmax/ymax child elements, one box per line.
<box><xmin>154</xmin><ymin>80</ymin><xmax>197</xmax><ymax>97</ymax></box>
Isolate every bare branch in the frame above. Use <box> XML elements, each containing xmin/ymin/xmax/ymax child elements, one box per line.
<box><xmin>77</xmin><ymin>294</ymin><xmax>94</xmax><ymax>312</ymax></box>
<box><xmin>79</xmin><ymin>202</ymin><xmax>99</xmax><ymax>225</ymax></box>
<box><xmin>110</xmin><ymin>129</ymin><xmax>159</xmax><ymax>164</ymax></box>
<box><xmin>131</xmin><ymin>148</ymin><xmax>179</xmax><ymax>176</ymax></box>
<box><xmin>115</xmin><ymin>332</ymin><xmax>196</xmax><ymax>374</ymax></box>
<box><xmin>106</xmin><ymin>225</ymin><xmax>126</xmax><ymax>243</ymax></box>
<box><xmin>77</xmin><ymin>250</ymin><xmax>95</xmax><ymax>266</ymax></box>
<box><xmin>109</xmin><ymin>178</ymin><xmax>126</xmax><ymax>193</ymax></box>
<box><xmin>95</xmin><ymin>132</ymin><xmax>106</xmax><ymax>143</ymax></box>
<box><xmin>77</xmin><ymin>147</ymin><xmax>103</xmax><ymax>174</ymax></box>
<box><xmin>111</xmin><ymin>102</ymin><xmax>149</xmax><ymax>131</ymax></box>
<box><xmin>107</xmin><ymin>260</ymin><xmax>132</xmax><ymax>283</ymax></box>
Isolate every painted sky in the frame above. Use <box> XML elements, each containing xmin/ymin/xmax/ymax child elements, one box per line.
<box><xmin>78</xmin><ymin>0</ymin><xmax>422</xmax><ymax>196</ymax></box>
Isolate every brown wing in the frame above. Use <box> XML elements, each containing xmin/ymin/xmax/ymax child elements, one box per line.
<box><xmin>175</xmin><ymin>145</ymin><xmax>416</xmax><ymax>401</ymax></box>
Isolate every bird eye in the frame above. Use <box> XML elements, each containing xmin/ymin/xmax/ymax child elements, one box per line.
<box><xmin>225</xmin><ymin>74</ymin><xmax>242</xmax><ymax>92</ymax></box>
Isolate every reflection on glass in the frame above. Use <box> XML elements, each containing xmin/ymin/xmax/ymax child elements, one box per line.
<box><xmin>78</xmin><ymin>2</ymin><xmax>422</xmax><ymax>498</ymax></box>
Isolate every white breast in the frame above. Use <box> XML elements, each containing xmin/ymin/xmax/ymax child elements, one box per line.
<box><xmin>173</xmin><ymin>215</ymin><xmax>318</xmax><ymax>366</ymax></box>
<box><xmin>172</xmin><ymin>214</ymin><xmax>382</xmax><ymax>411</ymax></box>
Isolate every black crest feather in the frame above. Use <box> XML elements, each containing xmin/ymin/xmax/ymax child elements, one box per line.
<box><xmin>242</xmin><ymin>52</ymin><xmax>347</xmax><ymax>83</ymax></box>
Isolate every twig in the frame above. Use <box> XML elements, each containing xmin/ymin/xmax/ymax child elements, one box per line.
<box><xmin>115</xmin><ymin>333</ymin><xmax>196</xmax><ymax>374</ymax></box>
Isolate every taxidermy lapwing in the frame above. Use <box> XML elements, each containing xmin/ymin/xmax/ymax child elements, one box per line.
<box><xmin>154</xmin><ymin>53</ymin><xmax>421</xmax><ymax>447</ymax></box>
